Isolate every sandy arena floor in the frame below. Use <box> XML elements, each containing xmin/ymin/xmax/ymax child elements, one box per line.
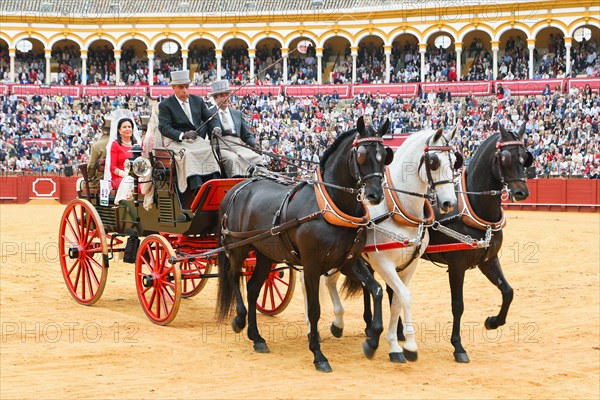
<box><xmin>0</xmin><ymin>204</ymin><xmax>598</xmax><ymax>399</ymax></box>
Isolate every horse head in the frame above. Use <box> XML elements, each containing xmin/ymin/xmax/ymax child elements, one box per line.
<box><xmin>350</xmin><ymin>116</ymin><xmax>393</xmax><ymax>205</ymax></box>
<box><xmin>495</xmin><ymin>123</ymin><xmax>531</xmax><ymax>202</ymax></box>
<box><xmin>419</xmin><ymin>127</ymin><xmax>460</xmax><ymax>213</ymax></box>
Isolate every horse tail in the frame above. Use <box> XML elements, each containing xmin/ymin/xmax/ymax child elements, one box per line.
<box><xmin>341</xmin><ymin>258</ymin><xmax>374</xmax><ymax>298</ymax></box>
<box><xmin>216</xmin><ymin>235</ymin><xmax>237</xmax><ymax>322</ymax></box>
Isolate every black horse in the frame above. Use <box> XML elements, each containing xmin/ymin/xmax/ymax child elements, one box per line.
<box><xmin>217</xmin><ymin>116</ymin><xmax>393</xmax><ymax>372</ymax></box>
<box><xmin>422</xmin><ymin>122</ymin><xmax>532</xmax><ymax>362</ymax></box>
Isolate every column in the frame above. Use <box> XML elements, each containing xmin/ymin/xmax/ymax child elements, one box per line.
<box><xmin>527</xmin><ymin>39</ymin><xmax>535</xmax><ymax>79</ymax></box>
<box><xmin>9</xmin><ymin>48</ymin><xmax>15</xmax><ymax>83</ymax></box>
<box><xmin>282</xmin><ymin>48</ymin><xmax>289</xmax><ymax>84</ymax></box>
<box><xmin>564</xmin><ymin>37</ymin><xmax>572</xmax><ymax>76</ymax></box>
<box><xmin>147</xmin><ymin>49</ymin><xmax>154</xmax><ymax>86</ymax></box>
<box><xmin>384</xmin><ymin>45</ymin><xmax>391</xmax><ymax>83</ymax></box>
<box><xmin>114</xmin><ymin>49</ymin><xmax>121</xmax><ymax>85</ymax></box>
<box><xmin>491</xmin><ymin>41</ymin><xmax>499</xmax><ymax>80</ymax></box>
<box><xmin>45</xmin><ymin>49</ymin><xmax>52</xmax><ymax>84</ymax></box>
<box><xmin>181</xmin><ymin>49</ymin><xmax>188</xmax><ymax>71</ymax></box>
<box><xmin>215</xmin><ymin>49</ymin><xmax>222</xmax><ymax>81</ymax></box>
<box><xmin>248</xmin><ymin>49</ymin><xmax>255</xmax><ymax>82</ymax></box>
<box><xmin>454</xmin><ymin>42</ymin><xmax>462</xmax><ymax>82</ymax></box>
<box><xmin>419</xmin><ymin>43</ymin><xmax>427</xmax><ymax>82</ymax></box>
<box><xmin>81</xmin><ymin>50</ymin><xmax>88</xmax><ymax>85</ymax></box>
<box><xmin>351</xmin><ymin>46</ymin><xmax>358</xmax><ymax>83</ymax></box>
<box><xmin>316</xmin><ymin>47</ymin><xmax>323</xmax><ymax>84</ymax></box>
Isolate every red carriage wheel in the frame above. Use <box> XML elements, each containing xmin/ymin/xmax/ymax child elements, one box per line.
<box><xmin>59</xmin><ymin>199</ymin><xmax>108</xmax><ymax>306</ymax></box>
<box><xmin>245</xmin><ymin>260</ymin><xmax>296</xmax><ymax>316</ymax></box>
<box><xmin>135</xmin><ymin>235</ymin><xmax>181</xmax><ymax>325</ymax></box>
<box><xmin>180</xmin><ymin>258</ymin><xmax>213</xmax><ymax>298</ymax></box>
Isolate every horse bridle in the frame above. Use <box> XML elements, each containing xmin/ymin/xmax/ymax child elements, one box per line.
<box><xmin>495</xmin><ymin>139</ymin><xmax>533</xmax><ymax>186</ymax></box>
<box><xmin>418</xmin><ymin>134</ymin><xmax>463</xmax><ymax>190</ymax></box>
<box><xmin>350</xmin><ymin>135</ymin><xmax>394</xmax><ymax>188</ymax></box>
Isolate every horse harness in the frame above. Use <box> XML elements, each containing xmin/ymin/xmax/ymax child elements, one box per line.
<box><xmin>221</xmin><ymin>167</ymin><xmax>372</xmax><ymax>270</ymax></box>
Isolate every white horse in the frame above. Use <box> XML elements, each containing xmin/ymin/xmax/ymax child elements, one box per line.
<box><xmin>302</xmin><ymin>127</ymin><xmax>460</xmax><ymax>362</ymax></box>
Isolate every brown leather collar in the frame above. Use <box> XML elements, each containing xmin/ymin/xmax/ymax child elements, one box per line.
<box><xmin>458</xmin><ymin>169</ymin><xmax>506</xmax><ymax>231</ymax></box>
<box><xmin>384</xmin><ymin>167</ymin><xmax>434</xmax><ymax>227</ymax></box>
<box><xmin>314</xmin><ymin>167</ymin><xmax>369</xmax><ymax>228</ymax></box>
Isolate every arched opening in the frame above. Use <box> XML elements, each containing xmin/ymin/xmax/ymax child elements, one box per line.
<box><xmin>425</xmin><ymin>33</ymin><xmax>456</xmax><ymax>82</ymax></box>
<box><xmin>322</xmin><ymin>36</ymin><xmax>351</xmax><ymax>84</ymax></box>
<box><xmin>88</xmin><ymin>40</ymin><xmax>115</xmax><ymax>85</ymax></box>
<box><xmin>153</xmin><ymin>39</ymin><xmax>183</xmax><ymax>85</ymax></box>
<box><xmin>189</xmin><ymin>39</ymin><xmax>216</xmax><ymax>84</ymax></box>
<box><xmin>497</xmin><ymin>28</ymin><xmax>529</xmax><ymax>79</ymax></box>
<box><xmin>222</xmin><ymin>38</ymin><xmax>249</xmax><ymax>85</ymax></box>
<box><xmin>254</xmin><ymin>38</ymin><xmax>282</xmax><ymax>84</ymax></box>
<box><xmin>570</xmin><ymin>25</ymin><xmax>600</xmax><ymax>77</ymax></box>
<box><xmin>51</xmin><ymin>39</ymin><xmax>81</xmax><ymax>85</ymax></box>
<box><xmin>0</xmin><ymin>39</ymin><xmax>9</xmax><ymax>82</ymax></box>
<box><xmin>462</xmin><ymin>30</ymin><xmax>492</xmax><ymax>81</ymax></box>
<box><xmin>120</xmin><ymin>39</ymin><xmax>149</xmax><ymax>85</ymax></box>
<box><xmin>535</xmin><ymin>27</ymin><xmax>566</xmax><ymax>78</ymax></box>
<box><xmin>357</xmin><ymin>35</ymin><xmax>385</xmax><ymax>84</ymax></box>
<box><xmin>390</xmin><ymin>33</ymin><xmax>419</xmax><ymax>83</ymax></box>
<box><xmin>15</xmin><ymin>38</ymin><xmax>45</xmax><ymax>84</ymax></box>
<box><xmin>287</xmin><ymin>37</ymin><xmax>316</xmax><ymax>84</ymax></box>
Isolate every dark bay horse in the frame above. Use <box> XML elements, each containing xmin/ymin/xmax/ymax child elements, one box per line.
<box><xmin>422</xmin><ymin>122</ymin><xmax>532</xmax><ymax>362</ymax></box>
<box><xmin>217</xmin><ymin>116</ymin><xmax>393</xmax><ymax>372</ymax></box>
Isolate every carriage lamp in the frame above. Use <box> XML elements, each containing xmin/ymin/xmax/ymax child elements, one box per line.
<box><xmin>131</xmin><ymin>156</ymin><xmax>152</xmax><ymax>177</ymax></box>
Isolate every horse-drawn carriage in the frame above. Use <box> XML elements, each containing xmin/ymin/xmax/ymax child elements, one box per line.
<box><xmin>59</xmin><ymin>141</ymin><xmax>296</xmax><ymax>325</ymax></box>
<box><xmin>58</xmin><ymin>109</ymin><xmax>532</xmax><ymax>371</ymax></box>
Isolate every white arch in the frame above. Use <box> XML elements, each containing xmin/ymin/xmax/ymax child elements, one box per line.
<box><xmin>185</xmin><ymin>36</ymin><xmax>218</xmax><ymax>50</ymax></box>
<box><xmin>320</xmin><ymin>31</ymin><xmax>353</xmax><ymax>48</ymax></box>
<box><xmin>150</xmin><ymin>36</ymin><xmax>185</xmax><ymax>51</ymax></box>
<box><xmin>494</xmin><ymin>25</ymin><xmax>531</xmax><ymax>42</ymax></box>
<box><xmin>83</xmin><ymin>36</ymin><xmax>117</xmax><ymax>51</ymax></box>
<box><xmin>354</xmin><ymin>31</ymin><xmax>386</xmax><ymax>48</ymax></box>
<box><xmin>48</xmin><ymin>35</ymin><xmax>84</xmax><ymax>49</ymax></box>
<box><xmin>218</xmin><ymin>35</ymin><xmax>251</xmax><ymax>51</ymax></box>
<box><xmin>531</xmin><ymin>23</ymin><xmax>568</xmax><ymax>38</ymax></box>
<box><xmin>457</xmin><ymin>26</ymin><xmax>494</xmax><ymax>43</ymax></box>
<box><xmin>422</xmin><ymin>29</ymin><xmax>457</xmax><ymax>44</ymax></box>
<box><xmin>116</xmin><ymin>36</ymin><xmax>150</xmax><ymax>50</ymax></box>
<box><xmin>284</xmin><ymin>33</ymin><xmax>318</xmax><ymax>49</ymax></box>
<box><xmin>250</xmin><ymin>36</ymin><xmax>284</xmax><ymax>50</ymax></box>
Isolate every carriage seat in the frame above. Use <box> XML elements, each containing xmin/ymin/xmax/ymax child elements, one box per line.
<box><xmin>77</xmin><ymin>163</ymin><xmax>117</xmax><ymax>200</ymax></box>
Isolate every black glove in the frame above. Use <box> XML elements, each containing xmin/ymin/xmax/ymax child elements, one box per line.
<box><xmin>182</xmin><ymin>130</ymin><xmax>197</xmax><ymax>141</ymax></box>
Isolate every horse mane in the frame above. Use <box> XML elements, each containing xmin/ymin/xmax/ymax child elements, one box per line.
<box><xmin>319</xmin><ymin>129</ymin><xmax>357</xmax><ymax>170</ymax></box>
<box><xmin>467</xmin><ymin>132</ymin><xmax>500</xmax><ymax>173</ymax></box>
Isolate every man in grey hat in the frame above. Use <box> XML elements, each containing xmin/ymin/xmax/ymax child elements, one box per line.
<box><xmin>158</xmin><ymin>69</ymin><xmax>221</xmax><ymax>193</ymax></box>
<box><xmin>87</xmin><ymin>116</ymin><xmax>111</xmax><ymax>189</ymax></box>
<box><xmin>209</xmin><ymin>79</ymin><xmax>263</xmax><ymax>177</ymax></box>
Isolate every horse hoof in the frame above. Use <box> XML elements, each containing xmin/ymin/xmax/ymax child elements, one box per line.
<box><xmin>454</xmin><ymin>352</ymin><xmax>470</xmax><ymax>363</ymax></box>
<box><xmin>314</xmin><ymin>361</ymin><xmax>333</xmax><ymax>373</ymax></box>
<box><xmin>389</xmin><ymin>352</ymin><xmax>407</xmax><ymax>363</ymax></box>
<box><xmin>231</xmin><ymin>316</ymin><xmax>245</xmax><ymax>333</ymax></box>
<box><xmin>485</xmin><ymin>316</ymin><xmax>499</xmax><ymax>330</ymax></box>
<box><xmin>362</xmin><ymin>341</ymin><xmax>377</xmax><ymax>359</ymax></box>
<box><xmin>404</xmin><ymin>349</ymin><xmax>418</xmax><ymax>362</ymax></box>
<box><xmin>253</xmin><ymin>342</ymin><xmax>270</xmax><ymax>353</ymax></box>
<box><xmin>330</xmin><ymin>323</ymin><xmax>343</xmax><ymax>338</ymax></box>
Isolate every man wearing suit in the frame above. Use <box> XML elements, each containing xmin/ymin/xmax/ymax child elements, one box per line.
<box><xmin>158</xmin><ymin>70</ymin><xmax>221</xmax><ymax>192</ymax></box>
<box><xmin>209</xmin><ymin>80</ymin><xmax>263</xmax><ymax>177</ymax></box>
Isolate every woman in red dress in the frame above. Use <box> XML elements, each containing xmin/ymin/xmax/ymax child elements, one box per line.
<box><xmin>109</xmin><ymin>117</ymin><xmax>136</xmax><ymax>189</ymax></box>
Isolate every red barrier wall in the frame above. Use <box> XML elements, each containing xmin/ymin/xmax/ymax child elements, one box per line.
<box><xmin>502</xmin><ymin>179</ymin><xmax>599</xmax><ymax>212</ymax></box>
<box><xmin>2</xmin><ymin>78</ymin><xmax>598</xmax><ymax>100</ymax></box>
<box><xmin>1</xmin><ymin>176</ymin><xmax>597</xmax><ymax>211</ymax></box>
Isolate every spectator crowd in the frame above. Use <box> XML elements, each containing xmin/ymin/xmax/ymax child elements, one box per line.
<box><xmin>1</xmin><ymin>83</ymin><xmax>599</xmax><ymax>179</ymax></box>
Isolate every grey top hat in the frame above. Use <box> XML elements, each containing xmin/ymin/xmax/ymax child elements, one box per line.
<box><xmin>210</xmin><ymin>80</ymin><xmax>231</xmax><ymax>96</ymax></box>
<box><xmin>170</xmin><ymin>70</ymin><xmax>191</xmax><ymax>85</ymax></box>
